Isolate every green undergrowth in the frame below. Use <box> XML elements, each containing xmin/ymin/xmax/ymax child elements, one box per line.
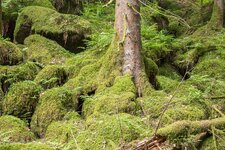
<box><xmin>2</xmin><ymin>81</ymin><xmax>43</xmax><ymax>122</ymax></box>
<box><xmin>0</xmin><ymin>142</ymin><xmax>54</xmax><ymax>150</ymax></box>
<box><xmin>34</xmin><ymin>65</ymin><xmax>67</xmax><ymax>89</ymax></box>
<box><xmin>0</xmin><ymin>62</ymin><xmax>41</xmax><ymax>92</ymax></box>
<box><xmin>31</xmin><ymin>87</ymin><xmax>79</xmax><ymax>137</ymax></box>
<box><xmin>0</xmin><ymin>115</ymin><xmax>35</xmax><ymax>143</ymax></box>
<box><xmin>24</xmin><ymin>35</ymin><xmax>73</xmax><ymax>65</ymax></box>
<box><xmin>0</xmin><ymin>39</ymin><xmax>23</xmax><ymax>65</ymax></box>
<box><xmin>2</xmin><ymin>0</ymin><xmax>54</xmax><ymax>20</ymax></box>
<box><xmin>67</xmin><ymin>113</ymin><xmax>150</xmax><ymax>150</ymax></box>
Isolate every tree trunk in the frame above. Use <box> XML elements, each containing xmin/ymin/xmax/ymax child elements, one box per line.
<box><xmin>209</xmin><ymin>0</ymin><xmax>224</xmax><ymax>28</ymax></box>
<box><xmin>0</xmin><ymin>0</ymin><xmax>2</xmax><ymax>36</ymax></box>
<box><xmin>115</xmin><ymin>0</ymin><xmax>142</xmax><ymax>96</ymax></box>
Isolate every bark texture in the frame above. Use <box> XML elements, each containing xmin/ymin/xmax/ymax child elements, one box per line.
<box><xmin>0</xmin><ymin>0</ymin><xmax>2</xmax><ymax>36</ymax></box>
<box><xmin>209</xmin><ymin>0</ymin><xmax>224</xmax><ymax>28</ymax></box>
<box><xmin>115</xmin><ymin>0</ymin><xmax>142</xmax><ymax>96</ymax></box>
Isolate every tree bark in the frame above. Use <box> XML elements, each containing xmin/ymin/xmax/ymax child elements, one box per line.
<box><xmin>209</xmin><ymin>0</ymin><xmax>224</xmax><ymax>28</ymax></box>
<box><xmin>0</xmin><ymin>0</ymin><xmax>2</xmax><ymax>36</ymax></box>
<box><xmin>115</xmin><ymin>0</ymin><xmax>142</xmax><ymax>96</ymax></box>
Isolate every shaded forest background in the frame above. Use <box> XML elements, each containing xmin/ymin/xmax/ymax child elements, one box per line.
<box><xmin>0</xmin><ymin>0</ymin><xmax>225</xmax><ymax>149</ymax></box>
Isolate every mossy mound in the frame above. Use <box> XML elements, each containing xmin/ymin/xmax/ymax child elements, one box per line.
<box><xmin>0</xmin><ymin>62</ymin><xmax>41</xmax><ymax>93</ymax></box>
<box><xmin>2</xmin><ymin>81</ymin><xmax>43</xmax><ymax>121</ymax></box>
<box><xmin>34</xmin><ymin>65</ymin><xmax>67</xmax><ymax>89</ymax></box>
<box><xmin>0</xmin><ymin>39</ymin><xmax>23</xmax><ymax>65</ymax></box>
<box><xmin>71</xmin><ymin>113</ymin><xmax>149</xmax><ymax>149</ymax></box>
<box><xmin>0</xmin><ymin>143</ymin><xmax>54</xmax><ymax>150</ymax></box>
<box><xmin>2</xmin><ymin>0</ymin><xmax>54</xmax><ymax>20</ymax></box>
<box><xmin>200</xmin><ymin>135</ymin><xmax>225</xmax><ymax>150</ymax></box>
<box><xmin>0</xmin><ymin>115</ymin><xmax>35</xmax><ymax>143</ymax></box>
<box><xmin>83</xmin><ymin>75</ymin><xmax>138</xmax><ymax>117</ymax></box>
<box><xmin>31</xmin><ymin>87</ymin><xmax>79</xmax><ymax>137</ymax></box>
<box><xmin>24</xmin><ymin>35</ymin><xmax>73</xmax><ymax>65</ymax></box>
<box><xmin>140</xmin><ymin>88</ymin><xmax>207</xmax><ymax>126</ymax></box>
<box><xmin>45</xmin><ymin>113</ymin><xmax>83</xmax><ymax>144</ymax></box>
<box><xmin>15</xmin><ymin>6</ymin><xmax>90</xmax><ymax>52</ymax></box>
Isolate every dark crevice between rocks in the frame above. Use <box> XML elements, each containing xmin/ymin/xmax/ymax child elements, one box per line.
<box><xmin>3</xmin><ymin>20</ymin><xmax>16</xmax><ymax>42</ymax></box>
<box><xmin>14</xmin><ymin>22</ymin><xmax>32</xmax><ymax>44</ymax></box>
<box><xmin>39</xmin><ymin>31</ymin><xmax>87</xmax><ymax>53</ymax></box>
<box><xmin>77</xmin><ymin>90</ymin><xmax>96</xmax><ymax>116</ymax></box>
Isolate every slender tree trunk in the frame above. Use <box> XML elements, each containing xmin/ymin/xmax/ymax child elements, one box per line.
<box><xmin>0</xmin><ymin>0</ymin><xmax>2</xmax><ymax>36</ymax></box>
<box><xmin>209</xmin><ymin>0</ymin><xmax>224</xmax><ymax>28</ymax></box>
<box><xmin>115</xmin><ymin>0</ymin><xmax>142</xmax><ymax>96</ymax></box>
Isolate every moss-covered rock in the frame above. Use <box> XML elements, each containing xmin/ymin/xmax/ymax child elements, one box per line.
<box><xmin>0</xmin><ymin>143</ymin><xmax>54</xmax><ymax>150</ymax></box>
<box><xmin>83</xmin><ymin>75</ymin><xmax>138</xmax><ymax>117</ymax></box>
<box><xmin>34</xmin><ymin>65</ymin><xmax>67</xmax><ymax>89</ymax></box>
<box><xmin>24</xmin><ymin>35</ymin><xmax>73</xmax><ymax>65</ymax></box>
<box><xmin>0</xmin><ymin>39</ymin><xmax>23</xmax><ymax>65</ymax></box>
<box><xmin>45</xmin><ymin>112</ymin><xmax>83</xmax><ymax>144</ymax></box>
<box><xmin>0</xmin><ymin>62</ymin><xmax>41</xmax><ymax>93</ymax></box>
<box><xmin>2</xmin><ymin>0</ymin><xmax>54</xmax><ymax>20</ymax></box>
<box><xmin>0</xmin><ymin>115</ymin><xmax>35</xmax><ymax>143</ymax></box>
<box><xmin>72</xmin><ymin>113</ymin><xmax>149</xmax><ymax>150</ymax></box>
<box><xmin>2</xmin><ymin>81</ymin><xmax>43</xmax><ymax>121</ymax></box>
<box><xmin>31</xmin><ymin>87</ymin><xmax>79</xmax><ymax>137</ymax></box>
<box><xmin>14</xmin><ymin>6</ymin><xmax>90</xmax><ymax>52</ymax></box>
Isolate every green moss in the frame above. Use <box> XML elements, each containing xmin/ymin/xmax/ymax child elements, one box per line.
<box><xmin>83</xmin><ymin>75</ymin><xmax>137</xmax><ymax>117</ymax></box>
<box><xmin>0</xmin><ymin>143</ymin><xmax>54</xmax><ymax>150</ymax></box>
<box><xmin>73</xmin><ymin>113</ymin><xmax>150</xmax><ymax>150</ymax></box>
<box><xmin>0</xmin><ymin>115</ymin><xmax>35</xmax><ymax>143</ymax></box>
<box><xmin>0</xmin><ymin>39</ymin><xmax>23</xmax><ymax>65</ymax></box>
<box><xmin>14</xmin><ymin>6</ymin><xmax>90</xmax><ymax>51</ymax></box>
<box><xmin>2</xmin><ymin>0</ymin><xmax>54</xmax><ymax>20</ymax></box>
<box><xmin>24</xmin><ymin>35</ymin><xmax>73</xmax><ymax>65</ymax></box>
<box><xmin>45</xmin><ymin>115</ymin><xmax>83</xmax><ymax>144</ymax></box>
<box><xmin>0</xmin><ymin>62</ymin><xmax>41</xmax><ymax>92</ymax></box>
<box><xmin>2</xmin><ymin>81</ymin><xmax>43</xmax><ymax>121</ymax></box>
<box><xmin>31</xmin><ymin>87</ymin><xmax>79</xmax><ymax>137</ymax></box>
<box><xmin>157</xmin><ymin>76</ymin><xmax>179</xmax><ymax>93</ymax></box>
<box><xmin>192</xmin><ymin>56</ymin><xmax>225</xmax><ymax>80</ymax></box>
<box><xmin>34</xmin><ymin>65</ymin><xmax>67</xmax><ymax>89</ymax></box>
<box><xmin>158</xmin><ymin>64</ymin><xmax>181</xmax><ymax>80</ymax></box>
<box><xmin>200</xmin><ymin>135</ymin><xmax>225</xmax><ymax>150</ymax></box>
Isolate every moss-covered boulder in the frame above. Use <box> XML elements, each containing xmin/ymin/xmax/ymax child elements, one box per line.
<box><xmin>2</xmin><ymin>81</ymin><xmax>43</xmax><ymax>121</ymax></box>
<box><xmin>83</xmin><ymin>75</ymin><xmax>138</xmax><ymax>117</ymax></box>
<box><xmin>45</xmin><ymin>112</ymin><xmax>83</xmax><ymax>144</ymax></box>
<box><xmin>15</xmin><ymin>6</ymin><xmax>90</xmax><ymax>52</ymax></box>
<box><xmin>0</xmin><ymin>143</ymin><xmax>54</xmax><ymax>150</ymax></box>
<box><xmin>24</xmin><ymin>35</ymin><xmax>72</xmax><ymax>65</ymax></box>
<box><xmin>0</xmin><ymin>115</ymin><xmax>35</xmax><ymax>143</ymax></box>
<box><xmin>0</xmin><ymin>62</ymin><xmax>41</xmax><ymax>93</ymax></box>
<box><xmin>34</xmin><ymin>65</ymin><xmax>67</xmax><ymax>89</ymax></box>
<box><xmin>71</xmin><ymin>113</ymin><xmax>149</xmax><ymax>149</ymax></box>
<box><xmin>31</xmin><ymin>87</ymin><xmax>79</xmax><ymax>137</ymax></box>
<box><xmin>0</xmin><ymin>39</ymin><xmax>23</xmax><ymax>65</ymax></box>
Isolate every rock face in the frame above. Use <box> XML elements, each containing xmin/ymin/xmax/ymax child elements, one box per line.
<box><xmin>14</xmin><ymin>6</ymin><xmax>91</xmax><ymax>53</ymax></box>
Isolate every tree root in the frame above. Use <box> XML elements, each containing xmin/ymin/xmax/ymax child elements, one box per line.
<box><xmin>121</xmin><ymin>117</ymin><xmax>225</xmax><ymax>150</ymax></box>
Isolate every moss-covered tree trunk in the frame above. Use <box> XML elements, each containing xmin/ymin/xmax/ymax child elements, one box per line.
<box><xmin>0</xmin><ymin>0</ymin><xmax>2</xmax><ymax>36</ymax></box>
<box><xmin>209</xmin><ymin>0</ymin><xmax>224</xmax><ymax>28</ymax></box>
<box><xmin>115</xmin><ymin>0</ymin><xmax>142</xmax><ymax>96</ymax></box>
